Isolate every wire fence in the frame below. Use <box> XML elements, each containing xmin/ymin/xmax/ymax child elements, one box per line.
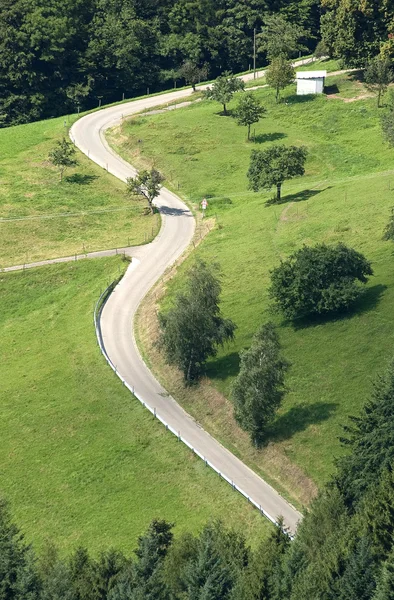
<box><xmin>93</xmin><ymin>278</ymin><xmax>294</xmax><ymax>537</ymax></box>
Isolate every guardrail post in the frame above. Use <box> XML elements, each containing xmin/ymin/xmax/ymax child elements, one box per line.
<box><xmin>154</xmin><ymin>407</ymin><xmax>156</xmax><ymax>417</ymax></box>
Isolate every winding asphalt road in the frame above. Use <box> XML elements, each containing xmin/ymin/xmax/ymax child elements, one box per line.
<box><xmin>69</xmin><ymin>76</ymin><xmax>303</xmax><ymax>534</ymax></box>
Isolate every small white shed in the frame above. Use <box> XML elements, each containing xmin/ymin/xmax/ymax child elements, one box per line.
<box><xmin>296</xmin><ymin>70</ymin><xmax>327</xmax><ymax>95</ymax></box>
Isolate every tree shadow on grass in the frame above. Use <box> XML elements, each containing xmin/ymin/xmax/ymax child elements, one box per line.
<box><xmin>283</xmin><ymin>94</ymin><xmax>317</xmax><ymax>105</ymax></box>
<box><xmin>254</xmin><ymin>132</ymin><xmax>287</xmax><ymax>144</ymax></box>
<box><xmin>267</xmin><ymin>402</ymin><xmax>338</xmax><ymax>443</ymax></box>
<box><xmin>266</xmin><ymin>187</ymin><xmax>331</xmax><ymax>206</ymax></box>
<box><xmin>65</xmin><ymin>173</ymin><xmax>98</xmax><ymax>185</ymax></box>
<box><xmin>348</xmin><ymin>69</ymin><xmax>365</xmax><ymax>83</ymax></box>
<box><xmin>325</xmin><ymin>84</ymin><xmax>340</xmax><ymax>95</ymax></box>
<box><xmin>291</xmin><ymin>284</ymin><xmax>387</xmax><ymax>331</ymax></box>
<box><xmin>216</xmin><ymin>108</ymin><xmax>235</xmax><ymax>117</ymax></box>
<box><xmin>206</xmin><ymin>352</ymin><xmax>240</xmax><ymax>381</ymax></box>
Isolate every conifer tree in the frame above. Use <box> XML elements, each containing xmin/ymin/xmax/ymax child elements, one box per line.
<box><xmin>374</xmin><ymin>546</ymin><xmax>394</xmax><ymax>600</ymax></box>
<box><xmin>337</xmin><ymin>537</ymin><xmax>376</xmax><ymax>600</ymax></box>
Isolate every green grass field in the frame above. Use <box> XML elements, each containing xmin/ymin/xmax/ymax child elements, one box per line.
<box><xmin>0</xmin><ymin>117</ymin><xmax>159</xmax><ymax>268</ymax></box>
<box><xmin>109</xmin><ymin>71</ymin><xmax>394</xmax><ymax>495</ymax></box>
<box><xmin>0</xmin><ymin>258</ymin><xmax>269</xmax><ymax>554</ymax></box>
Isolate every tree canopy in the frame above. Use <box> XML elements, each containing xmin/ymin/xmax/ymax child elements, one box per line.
<box><xmin>158</xmin><ymin>260</ymin><xmax>236</xmax><ymax>384</ymax></box>
<box><xmin>247</xmin><ymin>144</ymin><xmax>307</xmax><ymax>202</ymax></box>
<box><xmin>126</xmin><ymin>169</ymin><xmax>164</xmax><ymax>214</ymax></box>
<box><xmin>265</xmin><ymin>56</ymin><xmax>295</xmax><ymax>103</ymax></box>
<box><xmin>269</xmin><ymin>243</ymin><xmax>373</xmax><ymax>320</ymax></box>
<box><xmin>234</xmin><ymin>92</ymin><xmax>266</xmax><ymax>140</ymax></box>
<box><xmin>203</xmin><ymin>72</ymin><xmax>245</xmax><ymax>115</ymax></box>
<box><xmin>232</xmin><ymin>322</ymin><xmax>289</xmax><ymax>446</ymax></box>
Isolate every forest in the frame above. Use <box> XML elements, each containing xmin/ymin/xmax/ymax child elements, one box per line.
<box><xmin>0</xmin><ymin>0</ymin><xmax>321</xmax><ymax>126</ymax></box>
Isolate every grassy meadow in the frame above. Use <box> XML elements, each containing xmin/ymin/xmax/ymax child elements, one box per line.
<box><xmin>0</xmin><ymin>116</ymin><xmax>159</xmax><ymax>267</ymax></box>
<box><xmin>0</xmin><ymin>258</ymin><xmax>270</xmax><ymax>554</ymax></box>
<box><xmin>109</xmin><ymin>70</ymin><xmax>394</xmax><ymax>499</ymax></box>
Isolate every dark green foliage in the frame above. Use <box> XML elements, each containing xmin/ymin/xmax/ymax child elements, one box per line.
<box><xmin>383</xmin><ymin>208</ymin><xmax>394</xmax><ymax>241</ymax></box>
<box><xmin>178</xmin><ymin>60</ymin><xmax>208</xmax><ymax>91</ymax></box>
<box><xmin>275</xmin><ymin>488</ymin><xmax>350</xmax><ymax>599</ymax></box>
<box><xmin>247</xmin><ymin>144</ymin><xmax>307</xmax><ymax>202</ymax></box>
<box><xmin>265</xmin><ymin>56</ymin><xmax>295</xmax><ymax>103</ymax></box>
<box><xmin>48</xmin><ymin>139</ymin><xmax>78</xmax><ymax>182</ymax></box>
<box><xmin>314</xmin><ymin>39</ymin><xmax>330</xmax><ymax>59</ymax></box>
<box><xmin>0</xmin><ymin>498</ymin><xmax>41</xmax><ymax>600</ymax></box>
<box><xmin>269</xmin><ymin>243</ymin><xmax>373</xmax><ymax>320</ymax></box>
<box><xmin>336</xmin><ymin>537</ymin><xmax>376</xmax><ymax>600</ymax></box>
<box><xmin>126</xmin><ymin>169</ymin><xmax>165</xmax><ymax>214</ymax></box>
<box><xmin>159</xmin><ymin>260</ymin><xmax>236</xmax><ymax>384</ymax></box>
<box><xmin>184</xmin><ymin>521</ymin><xmax>248</xmax><ymax>600</ymax></box>
<box><xmin>320</xmin><ymin>0</ymin><xmax>394</xmax><ymax>67</ymax></box>
<box><xmin>258</xmin><ymin>14</ymin><xmax>308</xmax><ymax>60</ymax></box>
<box><xmin>234</xmin><ymin>92</ymin><xmax>266</xmax><ymax>140</ymax></box>
<box><xmin>374</xmin><ymin>546</ymin><xmax>394</xmax><ymax>600</ymax></box>
<box><xmin>68</xmin><ymin>547</ymin><xmax>97</xmax><ymax>600</ymax></box>
<box><xmin>361</xmin><ymin>469</ymin><xmax>394</xmax><ymax>560</ymax></box>
<box><xmin>109</xmin><ymin>520</ymin><xmax>172</xmax><ymax>600</ymax></box>
<box><xmin>335</xmin><ymin>360</ymin><xmax>394</xmax><ymax>509</ymax></box>
<box><xmin>203</xmin><ymin>72</ymin><xmax>245</xmax><ymax>115</ymax></box>
<box><xmin>232</xmin><ymin>323</ymin><xmax>289</xmax><ymax>446</ymax></box>
<box><xmin>232</xmin><ymin>517</ymin><xmax>289</xmax><ymax>600</ymax></box>
<box><xmin>0</xmin><ymin>0</ymin><xmax>321</xmax><ymax>126</ymax></box>
<box><xmin>162</xmin><ymin>532</ymin><xmax>198</xmax><ymax>598</ymax></box>
<box><xmin>365</xmin><ymin>56</ymin><xmax>394</xmax><ymax>107</ymax></box>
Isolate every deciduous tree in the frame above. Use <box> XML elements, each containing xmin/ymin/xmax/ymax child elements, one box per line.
<box><xmin>159</xmin><ymin>260</ymin><xmax>236</xmax><ymax>384</ymax></box>
<box><xmin>269</xmin><ymin>243</ymin><xmax>373</xmax><ymax>320</ymax></box>
<box><xmin>258</xmin><ymin>15</ymin><xmax>307</xmax><ymax>61</ymax></box>
<box><xmin>178</xmin><ymin>60</ymin><xmax>208</xmax><ymax>91</ymax></box>
<box><xmin>247</xmin><ymin>144</ymin><xmax>307</xmax><ymax>202</ymax></box>
<box><xmin>265</xmin><ymin>56</ymin><xmax>295</xmax><ymax>103</ymax></box>
<box><xmin>48</xmin><ymin>138</ymin><xmax>78</xmax><ymax>181</ymax></box>
<box><xmin>365</xmin><ymin>56</ymin><xmax>394</xmax><ymax>107</ymax></box>
<box><xmin>234</xmin><ymin>92</ymin><xmax>266</xmax><ymax>140</ymax></box>
<box><xmin>203</xmin><ymin>72</ymin><xmax>244</xmax><ymax>115</ymax></box>
<box><xmin>232</xmin><ymin>323</ymin><xmax>289</xmax><ymax>446</ymax></box>
<box><xmin>126</xmin><ymin>169</ymin><xmax>164</xmax><ymax>214</ymax></box>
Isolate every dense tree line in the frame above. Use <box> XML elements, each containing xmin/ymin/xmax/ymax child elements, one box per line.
<box><xmin>0</xmin><ymin>0</ymin><xmax>320</xmax><ymax>126</ymax></box>
<box><xmin>1</xmin><ymin>359</ymin><xmax>394</xmax><ymax>599</ymax></box>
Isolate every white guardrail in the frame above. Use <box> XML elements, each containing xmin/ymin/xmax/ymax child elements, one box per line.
<box><xmin>94</xmin><ymin>280</ymin><xmax>292</xmax><ymax>537</ymax></box>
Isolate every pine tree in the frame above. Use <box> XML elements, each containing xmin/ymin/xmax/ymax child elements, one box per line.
<box><xmin>337</xmin><ymin>537</ymin><xmax>376</xmax><ymax>600</ymax></box>
<box><xmin>374</xmin><ymin>546</ymin><xmax>394</xmax><ymax>600</ymax></box>
<box><xmin>336</xmin><ymin>359</ymin><xmax>394</xmax><ymax>509</ymax></box>
<box><xmin>185</xmin><ymin>524</ymin><xmax>233</xmax><ymax>600</ymax></box>
<box><xmin>0</xmin><ymin>498</ymin><xmax>41</xmax><ymax>600</ymax></box>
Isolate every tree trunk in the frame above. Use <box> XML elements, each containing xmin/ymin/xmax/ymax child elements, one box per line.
<box><xmin>276</xmin><ymin>86</ymin><xmax>280</xmax><ymax>103</ymax></box>
<box><xmin>192</xmin><ymin>83</ymin><xmax>196</xmax><ymax>92</ymax></box>
<box><xmin>276</xmin><ymin>183</ymin><xmax>281</xmax><ymax>202</ymax></box>
<box><xmin>223</xmin><ymin>103</ymin><xmax>227</xmax><ymax>115</ymax></box>
<box><xmin>378</xmin><ymin>88</ymin><xmax>381</xmax><ymax>108</ymax></box>
<box><xmin>247</xmin><ymin>124</ymin><xmax>251</xmax><ymax>140</ymax></box>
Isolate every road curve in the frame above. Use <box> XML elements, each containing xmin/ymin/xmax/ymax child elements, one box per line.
<box><xmin>70</xmin><ymin>83</ymin><xmax>302</xmax><ymax>534</ymax></box>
